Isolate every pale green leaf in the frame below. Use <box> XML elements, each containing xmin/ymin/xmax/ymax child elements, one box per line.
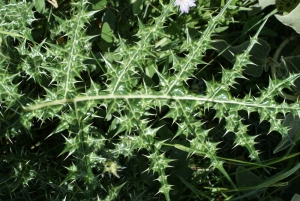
<box><xmin>259</xmin><ymin>0</ymin><xmax>275</xmax><ymax>9</ymax></box>
<box><xmin>34</xmin><ymin>0</ymin><xmax>45</xmax><ymax>13</ymax></box>
<box><xmin>291</xmin><ymin>194</ymin><xmax>300</xmax><ymax>201</ymax></box>
<box><xmin>275</xmin><ymin>4</ymin><xmax>300</xmax><ymax>34</ymax></box>
<box><xmin>101</xmin><ymin>22</ymin><xmax>114</xmax><ymax>43</ymax></box>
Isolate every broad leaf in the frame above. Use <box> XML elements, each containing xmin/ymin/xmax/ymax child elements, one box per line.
<box><xmin>276</xmin><ymin>3</ymin><xmax>300</xmax><ymax>34</ymax></box>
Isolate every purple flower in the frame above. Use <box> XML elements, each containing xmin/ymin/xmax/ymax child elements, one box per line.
<box><xmin>174</xmin><ymin>0</ymin><xmax>196</xmax><ymax>14</ymax></box>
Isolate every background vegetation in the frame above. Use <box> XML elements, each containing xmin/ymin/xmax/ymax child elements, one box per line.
<box><xmin>1</xmin><ymin>0</ymin><xmax>300</xmax><ymax>200</ymax></box>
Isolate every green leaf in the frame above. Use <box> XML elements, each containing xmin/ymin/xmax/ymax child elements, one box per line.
<box><xmin>291</xmin><ymin>194</ymin><xmax>300</xmax><ymax>201</ymax></box>
<box><xmin>275</xmin><ymin>56</ymin><xmax>300</xmax><ymax>92</ymax></box>
<box><xmin>231</xmin><ymin>163</ymin><xmax>300</xmax><ymax>200</ymax></box>
<box><xmin>89</xmin><ymin>0</ymin><xmax>107</xmax><ymax>10</ymax></box>
<box><xmin>103</xmin><ymin>183</ymin><xmax>126</xmax><ymax>201</ymax></box>
<box><xmin>212</xmin><ymin>38</ymin><xmax>270</xmax><ymax>77</ymax></box>
<box><xmin>258</xmin><ymin>162</ymin><xmax>300</xmax><ymax>188</ymax></box>
<box><xmin>101</xmin><ymin>22</ymin><xmax>114</xmax><ymax>43</ymax></box>
<box><xmin>34</xmin><ymin>0</ymin><xmax>45</xmax><ymax>13</ymax></box>
<box><xmin>258</xmin><ymin>0</ymin><xmax>275</xmax><ymax>9</ymax></box>
<box><xmin>173</xmin><ymin>144</ymin><xmax>236</xmax><ymax>189</ymax></box>
<box><xmin>102</xmin><ymin>10</ymin><xmax>116</xmax><ymax>31</ymax></box>
<box><xmin>132</xmin><ymin>0</ymin><xmax>143</xmax><ymax>15</ymax></box>
<box><xmin>275</xmin><ymin>3</ymin><xmax>300</xmax><ymax>34</ymax></box>
<box><xmin>236</xmin><ymin>166</ymin><xmax>262</xmax><ymax>199</ymax></box>
<box><xmin>177</xmin><ymin>176</ymin><xmax>207</xmax><ymax>199</ymax></box>
<box><xmin>273</xmin><ymin>113</ymin><xmax>300</xmax><ymax>154</ymax></box>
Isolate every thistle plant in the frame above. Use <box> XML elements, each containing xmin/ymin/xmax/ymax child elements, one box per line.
<box><xmin>1</xmin><ymin>0</ymin><xmax>300</xmax><ymax>200</ymax></box>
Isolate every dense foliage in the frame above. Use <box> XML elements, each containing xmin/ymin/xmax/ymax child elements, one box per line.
<box><xmin>1</xmin><ymin>0</ymin><xmax>300</xmax><ymax>200</ymax></box>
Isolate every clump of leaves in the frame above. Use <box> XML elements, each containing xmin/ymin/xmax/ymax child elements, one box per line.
<box><xmin>1</xmin><ymin>0</ymin><xmax>300</xmax><ymax>201</ymax></box>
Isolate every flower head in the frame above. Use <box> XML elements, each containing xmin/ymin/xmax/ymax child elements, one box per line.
<box><xmin>174</xmin><ymin>0</ymin><xmax>196</xmax><ymax>14</ymax></box>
